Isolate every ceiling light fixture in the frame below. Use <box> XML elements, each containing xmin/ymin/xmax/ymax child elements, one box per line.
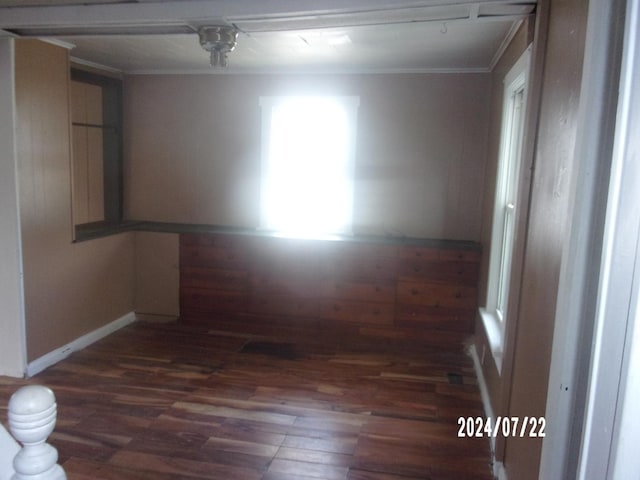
<box><xmin>198</xmin><ymin>25</ymin><xmax>238</xmax><ymax>68</ymax></box>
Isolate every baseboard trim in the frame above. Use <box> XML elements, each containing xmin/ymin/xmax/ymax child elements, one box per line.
<box><xmin>495</xmin><ymin>461</ymin><xmax>508</xmax><ymax>480</ymax></box>
<box><xmin>468</xmin><ymin>343</ymin><xmax>502</xmax><ymax>479</ymax></box>
<box><xmin>468</xmin><ymin>343</ymin><xmax>496</xmax><ymax>433</ymax></box>
<box><xmin>26</xmin><ymin>311</ymin><xmax>136</xmax><ymax>377</ymax></box>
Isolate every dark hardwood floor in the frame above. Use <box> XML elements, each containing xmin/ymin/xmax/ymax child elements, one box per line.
<box><xmin>0</xmin><ymin>319</ymin><xmax>493</xmax><ymax>480</ymax></box>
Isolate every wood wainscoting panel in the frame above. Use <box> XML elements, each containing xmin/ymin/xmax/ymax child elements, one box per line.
<box><xmin>179</xmin><ymin>233</ymin><xmax>480</xmax><ymax>349</ymax></box>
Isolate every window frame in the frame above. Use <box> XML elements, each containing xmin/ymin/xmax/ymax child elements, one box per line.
<box><xmin>70</xmin><ymin>67</ymin><xmax>124</xmax><ymax>240</ymax></box>
<box><xmin>480</xmin><ymin>46</ymin><xmax>532</xmax><ymax>373</ymax></box>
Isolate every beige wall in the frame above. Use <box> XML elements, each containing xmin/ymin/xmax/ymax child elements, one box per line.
<box><xmin>134</xmin><ymin>231</ymin><xmax>179</xmax><ymax>318</ymax></box>
<box><xmin>15</xmin><ymin>40</ymin><xmax>136</xmax><ymax>361</ymax></box>
<box><xmin>124</xmin><ymin>73</ymin><xmax>491</xmax><ymax>241</ymax></box>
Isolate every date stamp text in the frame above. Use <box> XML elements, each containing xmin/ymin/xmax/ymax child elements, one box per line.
<box><xmin>457</xmin><ymin>416</ymin><xmax>546</xmax><ymax>438</ymax></box>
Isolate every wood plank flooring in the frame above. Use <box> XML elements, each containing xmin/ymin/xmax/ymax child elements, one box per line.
<box><xmin>0</xmin><ymin>320</ymin><xmax>493</xmax><ymax>480</ymax></box>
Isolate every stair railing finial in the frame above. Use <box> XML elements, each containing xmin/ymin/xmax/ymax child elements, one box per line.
<box><xmin>8</xmin><ymin>385</ymin><xmax>66</xmax><ymax>480</ymax></box>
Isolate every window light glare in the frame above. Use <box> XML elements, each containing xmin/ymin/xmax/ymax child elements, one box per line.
<box><xmin>296</xmin><ymin>31</ymin><xmax>352</xmax><ymax>47</ymax></box>
<box><xmin>328</xmin><ymin>34</ymin><xmax>352</xmax><ymax>46</ymax></box>
<box><xmin>260</xmin><ymin>96</ymin><xmax>358</xmax><ymax>238</ymax></box>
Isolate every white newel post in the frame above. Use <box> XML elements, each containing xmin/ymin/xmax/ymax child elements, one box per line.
<box><xmin>8</xmin><ymin>386</ymin><xmax>66</xmax><ymax>480</ymax></box>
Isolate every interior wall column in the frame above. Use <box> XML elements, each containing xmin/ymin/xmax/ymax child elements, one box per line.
<box><xmin>0</xmin><ymin>37</ymin><xmax>27</xmax><ymax>378</ymax></box>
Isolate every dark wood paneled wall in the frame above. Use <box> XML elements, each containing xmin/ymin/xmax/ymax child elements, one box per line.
<box><xmin>179</xmin><ymin>233</ymin><xmax>480</xmax><ymax>350</ymax></box>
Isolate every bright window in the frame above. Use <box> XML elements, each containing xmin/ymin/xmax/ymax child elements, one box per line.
<box><xmin>259</xmin><ymin>96</ymin><xmax>359</xmax><ymax>238</ymax></box>
<box><xmin>480</xmin><ymin>46</ymin><xmax>531</xmax><ymax>373</ymax></box>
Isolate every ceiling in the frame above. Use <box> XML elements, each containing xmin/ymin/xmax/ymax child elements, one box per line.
<box><xmin>0</xmin><ymin>0</ymin><xmax>536</xmax><ymax>74</ymax></box>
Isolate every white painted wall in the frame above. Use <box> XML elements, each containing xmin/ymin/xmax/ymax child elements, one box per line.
<box><xmin>0</xmin><ymin>423</ymin><xmax>19</xmax><ymax>480</ymax></box>
<box><xmin>0</xmin><ymin>38</ymin><xmax>26</xmax><ymax>378</ymax></box>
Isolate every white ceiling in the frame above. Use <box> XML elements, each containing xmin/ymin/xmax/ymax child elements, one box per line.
<box><xmin>0</xmin><ymin>0</ymin><xmax>536</xmax><ymax>74</ymax></box>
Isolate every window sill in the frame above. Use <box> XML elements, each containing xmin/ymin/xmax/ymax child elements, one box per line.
<box><xmin>479</xmin><ymin>307</ymin><xmax>504</xmax><ymax>375</ymax></box>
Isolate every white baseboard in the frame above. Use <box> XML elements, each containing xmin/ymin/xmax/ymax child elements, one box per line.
<box><xmin>495</xmin><ymin>461</ymin><xmax>508</xmax><ymax>480</ymax></box>
<box><xmin>26</xmin><ymin>311</ymin><xmax>136</xmax><ymax>377</ymax></box>
<box><xmin>468</xmin><ymin>343</ymin><xmax>496</xmax><ymax>430</ymax></box>
<box><xmin>468</xmin><ymin>343</ymin><xmax>501</xmax><ymax>478</ymax></box>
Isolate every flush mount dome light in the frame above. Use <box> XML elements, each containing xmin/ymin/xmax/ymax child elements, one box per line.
<box><xmin>198</xmin><ymin>25</ymin><xmax>238</xmax><ymax>68</ymax></box>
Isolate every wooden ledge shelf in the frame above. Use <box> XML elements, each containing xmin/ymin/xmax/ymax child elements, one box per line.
<box><xmin>75</xmin><ymin>219</ymin><xmax>481</xmax><ymax>251</ymax></box>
